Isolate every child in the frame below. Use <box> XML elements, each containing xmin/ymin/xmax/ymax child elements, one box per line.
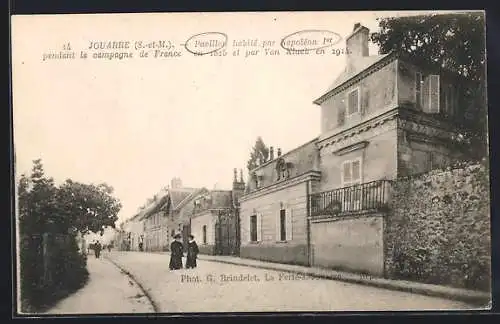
<box><xmin>185</xmin><ymin>235</ymin><xmax>199</xmax><ymax>269</ymax></box>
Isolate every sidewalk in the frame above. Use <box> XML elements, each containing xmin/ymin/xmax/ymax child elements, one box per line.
<box><xmin>45</xmin><ymin>254</ymin><xmax>155</xmax><ymax>314</ymax></box>
<box><xmin>152</xmin><ymin>251</ymin><xmax>490</xmax><ymax>307</ymax></box>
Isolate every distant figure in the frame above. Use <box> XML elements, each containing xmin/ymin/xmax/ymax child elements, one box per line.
<box><xmin>169</xmin><ymin>234</ymin><xmax>183</xmax><ymax>270</ymax></box>
<box><xmin>185</xmin><ymin>235</ymin><xmax>199</xmax><ymax>269</ymax></box>
<box><xmin>94</xmin><ymin>240</ymin><xmax>102</xmax><ymax>259</ymax></box>
<box><xmin>139</xmin><ymin>242</ymin><xmax>143</xmax><ymax>251</ymax></box>
<box><xmin>107</xmin><ymin>244</ymin><xmax>111</xmax><ymax>252</ymax></box>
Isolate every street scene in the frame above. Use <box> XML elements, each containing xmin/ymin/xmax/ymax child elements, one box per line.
<box><xmin>13</xmin><ymin>11</ymin><xmax>490</xmax><ymax>315</ymax></box>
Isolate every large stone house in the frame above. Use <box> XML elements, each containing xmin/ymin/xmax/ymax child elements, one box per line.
<box><xmin>239</xmin><ymin>23</ymin><xmax>469</xmax><ymax>275</ymax></box>
<box><xmin>190</xmin><ymin>169</ymin><xmax>245</xmax><ymax>256</ymax></box>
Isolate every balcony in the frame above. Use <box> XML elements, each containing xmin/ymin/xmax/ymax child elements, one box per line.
<box><xmin>310</xmin><ymin>180</ymin><xmax>392</xmax><ymax>218</ymax></box>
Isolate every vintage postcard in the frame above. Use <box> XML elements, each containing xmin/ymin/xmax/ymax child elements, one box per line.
<box><xmin>11</xmin><ymin>10</ymin><xmax>491</xmax><ymax>315</ymax></box>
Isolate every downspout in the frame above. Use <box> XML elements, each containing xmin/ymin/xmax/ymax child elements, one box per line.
<box><xmin>306</xmin><ymin>180</ymin><xmax>312</xmax><ymax>267</ymax></box>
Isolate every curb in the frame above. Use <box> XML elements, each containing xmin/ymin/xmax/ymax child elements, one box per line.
<box><xmin>195</xmin><ymin>255</ymin><xmax>490</xmax><ymax>307</ymax></box>
<box><xmin>104</xmin><ymin>256</ymin><xmax>159</xmax><ymax>313</ymax></box>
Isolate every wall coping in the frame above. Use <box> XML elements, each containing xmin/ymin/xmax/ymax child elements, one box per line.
<box><xmin>309</xmin><ymin>211</ymin><xmax>386</xmax><ymax>223</ymax></box>
<box><xmin>240</xmin><ymin>171</ymin><xmax>321</xmax><ymax>203</ymax></box>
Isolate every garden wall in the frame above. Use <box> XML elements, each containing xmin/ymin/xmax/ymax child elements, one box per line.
<box><xmin>384</xmin><ymin>161</ymin><xmax>491</xmax><ymax>291</ymax></box>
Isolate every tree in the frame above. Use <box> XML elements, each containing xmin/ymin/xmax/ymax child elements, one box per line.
<box><xmin>56</xmin><ymin>180</ymin><xmax>121</xmax><ymax>235</ymax></box>
<box><xmin>371</xmin><ymin>12</ymin><xmax>487</xmax><ymax>159</ymax></box>
<box><xmin>246</xmin><ymin>136</ymin><xmax>270</xmax><ymax>171</ymax></box>
<box><xmin>18</xmin><ymin>159</ymin><xmax>122</xmax><ymax>236</ymax></box>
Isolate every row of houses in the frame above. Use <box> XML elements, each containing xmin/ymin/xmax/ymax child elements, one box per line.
<box><xmin>117</xmin><ymin>23</ymin><xmax>473</xmax><ymax>275</ymax></box>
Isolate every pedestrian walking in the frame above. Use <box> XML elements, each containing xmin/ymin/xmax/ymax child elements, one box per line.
<box><xmin>94</xmin><ymin>240</ymin><xmax>102</xmax><ymax>259</ymax></box>
<box><xmin>185</xmin><ymin>235</ymin><xmax>199</xmax><ymax>269</ymax></box>
<box><xmin>107</xmin><ymin>244</ymin><xmax>111</xmax><ymax>252</ymax></box>
<box><xmin>169</xmin><ymin>234</ymin><xmax>183</xmax><ymax>270</ymax></box>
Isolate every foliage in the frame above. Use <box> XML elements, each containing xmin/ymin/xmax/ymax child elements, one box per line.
<box><xmin>18</xmin><ymin>159</ymin><xmax>121</xmax><ymax>312</ymax></box>
<box><xmin>386</xmin><ymin>160</ymin><xmax>491</xmax><ymax>291</ymax></box>
<box><xmin>246</xmin><ymin>136</ymin><xmax>270</xmax><ymax>172</ymax></box>
<box><xmin>371</xmin><ymin>12</ymin><xmax>487</xmax><ymax>159</ymax></box>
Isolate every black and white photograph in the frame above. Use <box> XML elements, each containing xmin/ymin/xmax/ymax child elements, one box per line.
<box><xmin>11</xmin><ymin>10</ymin><xmax>490</xmax><ymax>315</ymax></box>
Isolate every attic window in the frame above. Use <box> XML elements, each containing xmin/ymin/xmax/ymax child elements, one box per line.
<box><xmin>276</xmin><ymin>158</ymin><xmax>290</xmax><ymax>181</ymax></box>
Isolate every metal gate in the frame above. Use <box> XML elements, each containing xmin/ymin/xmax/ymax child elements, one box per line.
<box><xmin>215</xmin><ymin>209</ymin><xmax>240</xmax><ymax>256</ymax></box>
<box><xmin>182</xmin><ymin>222</ymin><xmax>191</xmax><ymax>252</ymax></box>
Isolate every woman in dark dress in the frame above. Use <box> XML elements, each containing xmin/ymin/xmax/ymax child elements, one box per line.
<box><xmin>169</xmin><ymin>234</ymin><xmax>184</xmax><ymax>270</ymax></box>
<box><xmin>185</xmin><ymin>235</ymin><xmax>199</xmax><ymax>269</ymax></box>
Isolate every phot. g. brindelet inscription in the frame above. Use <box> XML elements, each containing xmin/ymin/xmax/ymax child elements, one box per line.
<box><xmin>180</xmin><ymin>272</ymin><xmax>327</xmax><ymax>284</ymax></box>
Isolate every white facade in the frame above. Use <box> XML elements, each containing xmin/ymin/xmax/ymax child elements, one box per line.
<box><xmin>123</xmin><ymin>218</ymin><xmax>145</xmax><ymax>251</ymax></box>
<box><xmin>191</xmin><ymin>211</ymin><xmax>216</xmax><ymax>246</ymax></box>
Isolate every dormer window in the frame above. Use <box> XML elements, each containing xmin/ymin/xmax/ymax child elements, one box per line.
<box><xmin>276</xmin><ymin>158</ymin><xmax>291</xmax><ymax>181</ymax></box>
<box><xmin>347</xmin><ymin>88</ymin><xmax>360</xmax><ymax>115</ymax></box>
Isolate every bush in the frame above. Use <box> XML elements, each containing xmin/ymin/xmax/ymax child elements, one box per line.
<box><xmin>19</xmin><ymin>233</ymin><xmax>89</xmax><ymax>313</ymax></box>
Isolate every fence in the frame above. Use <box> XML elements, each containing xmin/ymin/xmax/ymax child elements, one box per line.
<box><xmin>309</xmin><ymin>180</ymin><xmax>392</xmax><ymax>218</ymax></box>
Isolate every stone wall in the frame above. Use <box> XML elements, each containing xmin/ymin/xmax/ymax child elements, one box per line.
<box><xmin>385</xmin><ymin>161</ymin><xmax>491</xmax><ymax>291</ymax></box>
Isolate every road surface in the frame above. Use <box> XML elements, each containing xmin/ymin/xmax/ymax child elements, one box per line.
<box><xmin>105</xmin><ymin>251</ymin><xmax>473</xmax><ymax>313</ymax></box>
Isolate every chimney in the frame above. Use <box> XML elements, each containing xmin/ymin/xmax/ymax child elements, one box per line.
<box><xmin>239</xmin><ymin>169</ymin><xmax>244</xmax><ymax>183</ymax></box>
<box><xmin>170</xmin><ymin>177</ymin><xmax>182</xmax><ymax>189</ymax></box>
<box><xmin>270</xmin><ymin>147</ymin><xmax>274</xmax><ymax>160</ymax></box>
<box><xmin>346</xmin><ymin>23</ymin><xmax>370</xmax><ymax>68</ymax></box>
<box><xmin>233</xmin><ymin>168</ymin><xmax>238</xmax><ymax>182</ymax></box>
<box><xmin>277</xmin><ymin>148</ymin><xmax>282</xmax><ymax>157</ymax></box>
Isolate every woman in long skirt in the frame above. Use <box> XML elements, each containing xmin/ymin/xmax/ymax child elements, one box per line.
<box><xmin>169</xmin><ymin>234</ymin><xmax>184</xmax><ymax>270</ymax></box>
<box><xmin>185</xmin><ymin>235</ymin><xmax>199</xmax><ymax>269</ymax></box>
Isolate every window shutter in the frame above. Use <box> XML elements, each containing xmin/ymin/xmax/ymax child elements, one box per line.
<box><xmin>342</xmin><ymin>162</ymin><xmax>351</xmax><ymax>186</ymax></box>
<box><xmin>286</xmin><ymin>209</ymin><xmax>293</xmax><ymax>241</ymax></box>
<box><xmin>421</xmin><ymin>75</ymin><xmax>430</xmax><ymax>112</ymax></box>
<box><xmin>415</xmin><ymin>72</ymin><xmax>422</xmax><ymax>109</ymax></box>
<box><xmin>275</xmin><ymin>211</ymin><xmax>281</xmax><ymax>241</ymax></box>
<box><xmin>248</xmin><ymin>215</ymin><xmax>252</xmax><ymax>243</ymax></box>
<box><xmin>429</xmin><ymin>75</ymin><xmax>440</xmax><ymax>113</ymax></box>
<box><xmin>257</xmin><ymin>213</ymin><xmax>263</xmax><ymax>242</ymax></box>
<box><xmin>338</xmin><ymin>105</ymin><xmax>346</xmax><ymax>126</ymax></box>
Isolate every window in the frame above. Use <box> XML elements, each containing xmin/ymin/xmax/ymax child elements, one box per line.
<box><xmin>250</xmin><ymin>215</ymin><xmax>258</xmax><ymax>242</ymax></box>
<box><xmin>442</xmin><ymin>84</ymin><xmax>455</xmax><ymax>116</ymax></box>
<box><xmin>276</xmin><ymin>208</ymin><xmax>293</xmax><ymax>241</ymax></box>
<box><xmin>347</xmin><ymin>88</ymin><xmax>360</xmax><ymax>115</ymax></box>
<box><xmin>279</xmin><ymin>209</ymin><xmax>286</xmax><ymax>241</ymax></box>
<box><xmin>415</xmin><ymin>72</ymin><xmax>423</xmax><ymax>109</ymax></box>
<box><xmin>342</xmin><ymin>158</ymin><xmax>362</xmax><ymax>187</ymax></box>
<box><xmin>202</xmin><ymin>225</ymin><xmax>207</xmax><ymax>244</ymax></box>
<box><xmin>420</xmin><ymin>74</ymin><xmax>440</xmax><ymax>113</ymax></box>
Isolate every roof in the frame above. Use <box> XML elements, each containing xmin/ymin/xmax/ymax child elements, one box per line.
<box><xmin>207</xmin><ymin>190</ymin><xmax>233</xmax><ymax>208</ymax></box>
<box><xmin>324</xmin><ymin>54</ymin><xmax>390</xmax><ymax>94</ymax></box>
<box><xmin>170</xmin><ymin>187</ymin><xmax>201</xmax><ymax>211</ymax></box>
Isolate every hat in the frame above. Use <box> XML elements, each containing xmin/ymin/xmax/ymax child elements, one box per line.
<box><xmin>174</xmin><ymin>234</ymin><xmax>181</xmax><ymax>239</ymax></box>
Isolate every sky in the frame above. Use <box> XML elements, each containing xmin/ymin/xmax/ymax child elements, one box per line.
<box><xmin>12</xmin><ymin>11</ymin><xmax>439</xmax><ymax>224</ymax></box>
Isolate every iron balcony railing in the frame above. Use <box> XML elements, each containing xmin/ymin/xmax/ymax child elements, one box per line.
<box><xmin>310</xmin><ymin>180</ymin><xmax>392</xmax><ymax>217</ymax></box>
